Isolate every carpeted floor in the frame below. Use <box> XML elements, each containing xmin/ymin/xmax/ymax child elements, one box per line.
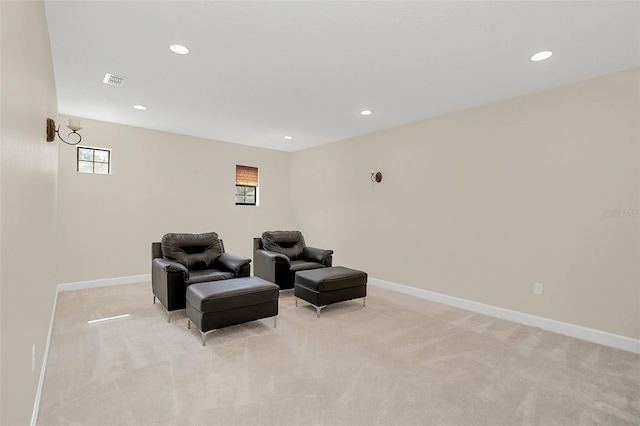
<box><xmin>37</xmin><ymin>281</ymin><xmax>639</xmax><ymax>425</ymax></box>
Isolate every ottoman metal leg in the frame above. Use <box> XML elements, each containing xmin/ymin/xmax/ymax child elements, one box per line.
<box><xmin>307</xmin><ymin>302</ymin><xmax>326</xmax><ymax>318</ymax></box>
<box><xmin>188</xmin><ymin>319</ymin><xmax>214</xmax><ymax>346</ymax></box>
<box><xmin>315</xmin><ymin>305</ymin><xmax>326</xmax><ymax>318</ymax></box>
<box><xmin>200</xmin><ymin>329</ymin><xmax>215</xmax><ymax>346</ymax></box>
<box><xmin>295</xmin><ymin>297</ymin><xmax>326</xmax><ymax>318</ymax></box>
<box><xmin>363</xmin><ymin>297</ymin><xmax>366</xmax><ymax>307</ymax></box>
<box><xmin>190</xmin><ymin>316</ymin><xmax>277</xmax><ymax>346</ymax></box>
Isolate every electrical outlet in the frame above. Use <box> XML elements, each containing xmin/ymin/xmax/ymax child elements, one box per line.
<box><xmin>32</xmin><ymin>344</ymin><xmax>36</xmax><ymax>371</ymax></box>
<box><xmin>534</xmin><ymin>283</ymin><xmax>544</xmax><ymax>296</ymax></box>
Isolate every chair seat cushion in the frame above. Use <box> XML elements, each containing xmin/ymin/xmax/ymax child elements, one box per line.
<box><xmin>186</xmin><ymin>277</ymin><xmax>280</xmax><ymax>313</ymax></box>
<box><xmin>186</xmin><ymin>269</ymin><xmax>234</xmax><ymax>285</ymax></box>
<box><xmin>289</xmin><ymin>260</ymin><xmax>325</xmax><ymax>272</ymax></box>
<box><xmin>295</xmin><ymin>266</ymin><xmax>367</xmax><ymax>292</ymax></box>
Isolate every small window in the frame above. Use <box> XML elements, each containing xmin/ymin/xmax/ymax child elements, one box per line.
<box><xmin>77</xmin><ymin>146</ymin><xmax>111</xmax><ymax>175</ymax></box>
<box><xmin>235</xmin><ymin>165</ymin><xmax>258</xmax><ymax>206</ymax></box>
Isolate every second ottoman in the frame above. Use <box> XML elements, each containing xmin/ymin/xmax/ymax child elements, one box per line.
<box><xmin>294</xmin><ymin>266</ymin><xmax>367</xmax><ymax>318</ymax></box>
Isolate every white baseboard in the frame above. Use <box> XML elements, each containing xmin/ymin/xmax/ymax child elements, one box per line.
<box><xmin>368</xmin><ymin>277</ymin><xmax>640</xmax><ymax>354</ymax></box>
<box><xmin>57</xmin><ymin>274</ymin><xmax>151</xmax><ymax>292</ymax></box>
<box><xmin>31</xmin><ymin>287</ymin><xmax>59</xmax><ymax>426</ymax></box>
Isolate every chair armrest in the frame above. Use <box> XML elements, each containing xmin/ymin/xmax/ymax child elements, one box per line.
<box><xmin>152</xmin><ymin>242</ymin><xmax>162</xmax><ymax>259</ymax></box>
<box><xmin>255</xmin><ymin>249</ymin><xmax>291</xmax><ymax>267</ymax></box>
<box><xmin>153</xmin><ymin>258</ymin><xmax>188</xmax><ymax>278</ymax></box>
<box><xmin>216</xmin><ymin>252</ymin><xmax>251</xmax><ymax>275</ymax></box>
<box><xmin>302</xmin><ymin>246</ymin><xmax>334</xmax><ymax>264</ymax></box>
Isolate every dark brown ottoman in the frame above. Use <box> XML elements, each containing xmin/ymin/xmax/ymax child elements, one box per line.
<box><xmin>294</xmin><ymin>266</ymin><xmax>367</xmax><ymax>318</ymax></box>
<box><xmin>186</xmin><ymin>277</ymin><xmax>279</xmax><ymax>345</ymax></box>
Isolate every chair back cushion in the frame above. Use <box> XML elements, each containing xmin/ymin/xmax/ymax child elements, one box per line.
<box><xmin>161</xmin><ymin>232</ymin><xmax>223</xmax><ymax>270</ymax></box>
<box><xmin>262</xmin><ymin>230</ymin><xmax>306</xmax><ymax>260</ymax></box>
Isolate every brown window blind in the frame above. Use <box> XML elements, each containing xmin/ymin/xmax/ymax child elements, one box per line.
<box><xmin>236</xmin><ymin>165</ymin><xmax>258</xmax><ymax>186</ymax></box>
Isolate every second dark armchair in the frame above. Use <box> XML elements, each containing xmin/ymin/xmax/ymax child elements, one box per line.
<box><xmin>253</xmin><ymin>230</ymin><xmax>333</xmax><ymax>289</ymax></box>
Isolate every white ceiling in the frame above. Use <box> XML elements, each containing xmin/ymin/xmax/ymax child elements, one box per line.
<box><xmin>45</xmin><ymin>1</ymin><xmax>640</xmax><ymax>153</ymax></box>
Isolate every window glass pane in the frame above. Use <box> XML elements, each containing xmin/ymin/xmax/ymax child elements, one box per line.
<box><xmin>78</xmin><ymin>148</ymin><xmax>93</xmax><ymax>161</ymax></box>
<box><xmin>77</xmin><ymin>146</ymin><xmax>111</xmax><ymax>175</ymax></box>
<box><xmin>94</xmin><ymin>150</ymin><xmax>109</xmax><ymax>162</ymax></box>
<box><xmin>94</xmin><ymin>162</ymin><xmax>109</xmax><ymax>174</ymax></box>
<box><xmin>235</xmin><ymin>185</ymin><xmax>256</xmax><ymax>205</ymax></box>
<box><xmin>78</xmin><ymin>161</ymin><xmax>94</xmax><ymax>173</ymax></box>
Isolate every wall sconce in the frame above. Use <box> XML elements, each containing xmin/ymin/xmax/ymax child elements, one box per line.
<box><xmin>370</xmin><ymin>169</ymin><xmax>383</xmax><ymax>183</ymax></box>
<box><xmin>46</xmin><ymin>118</ymin><xmax>83</xmax><ymax>145</ymax></box>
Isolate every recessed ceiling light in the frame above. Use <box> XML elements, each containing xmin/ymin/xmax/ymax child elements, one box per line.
<box><xmin>133</xmin><ymin>104</ymin><xmax>147</xmax><ymax>110</ymax></box>
<box><xmin>284</xmin><ymin>136</ymin><xmax>293</xmax><ymax>140</ymax></box>
<box><xmin>170</xmin><ymin>44</ymin><xmax>190</xmax><ymax>55</ymax></box>
<box><xmin>360</xmin><ymin>110</ymin><xmax>373</xmax><ymax>116</ymax></box>
<box><xmin>531</xmin><ymin>51</ymin><xmax>553</xmax><ymax>62</ymax></box>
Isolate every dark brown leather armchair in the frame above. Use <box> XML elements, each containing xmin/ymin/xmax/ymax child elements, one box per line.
<box><xmin>152</xmin><ymin>232</ymin><xmax>250</xmax><ymax>322</ymax></box>
<box><xmin>253</xmin><ymin>231</ymin><xmax>333</xmax><ymax>289</ymax></box>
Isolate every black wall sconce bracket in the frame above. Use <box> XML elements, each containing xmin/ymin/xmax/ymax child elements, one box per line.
<box><xmin>370</xmin><ymin>170</ymin><xmax>383</xmax><ymax>183</ymax></box>
<box><xmin>46</xmin><ymin>117</ymin><xmax>83</xmax><ymax>145</ymax></box>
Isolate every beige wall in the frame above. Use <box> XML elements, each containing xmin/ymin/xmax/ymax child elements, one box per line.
<box><xmin>291</xmin><ymin>68</ymin><xmax>640</xmax><ymax>340</ymax></box>
<box><xmin>1</xmin><ymin>1</ymin><xmax>59</xmax><ymax>424</ymax></box>
<box><xmin>56</xmin><ymin>119</ymin><xmax>292</xmax><ymax>284</ymax></box>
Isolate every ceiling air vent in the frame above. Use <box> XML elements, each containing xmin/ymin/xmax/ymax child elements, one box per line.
<box><xmin>103</xmin><ymin>73</ymin><xmax>125</xmax><ymax>86</ymax></box>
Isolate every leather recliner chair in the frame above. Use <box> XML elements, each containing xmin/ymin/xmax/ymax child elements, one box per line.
<box><xmin>253</xmin><ymin>230</ymin><xmax>333</xmax><ymax>289</ymax></box>
<box><xmin>152</xmin><ymin>232</ymin><xmax>251</xmax><ymax>322</ymax></box>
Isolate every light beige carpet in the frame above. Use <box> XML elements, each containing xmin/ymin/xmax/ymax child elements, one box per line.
<box><xmin>37</xmin><ymin>282</ymin><xmax>639</xmax><ymax>425</ymax></box>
